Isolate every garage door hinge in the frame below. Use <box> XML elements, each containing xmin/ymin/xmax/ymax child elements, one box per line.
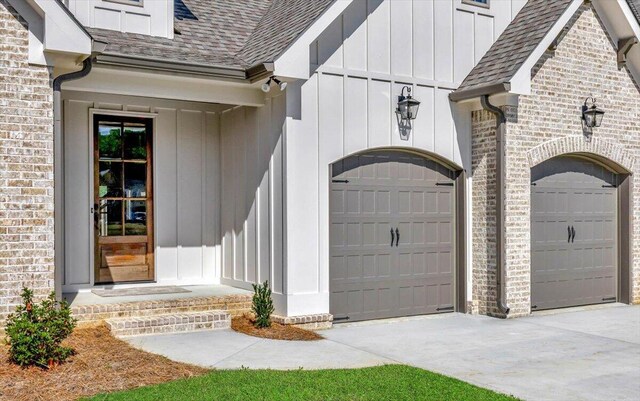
<box><xmin>602</xmin><ymin>297</ymin><xmax>616</xmax><ymax>302</ymax></box>
<box><xmin>436</xmin><ymin>306</ymin><xmax>454</xmax><ymax>311</ymax></box>
<box><xmin>435</xmin><ymin>182</ymin><xmax>454</xmax><ymax>187</ymax></box>
<box><xmin>601</xmin><ymin>185</ymin><xmax>616</xmax><ymax>188</ymax></box>
<box><xmin>332</xmin><ymin>179</ymin><xmax>349</xmax><ymax>183</ymax></box>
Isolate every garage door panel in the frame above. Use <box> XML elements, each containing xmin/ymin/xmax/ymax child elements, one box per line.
<box><xmin>330</xmin><ymin>151</ymin><xmax>456</xmax><ymax>321</ymax></box>
<box><xmin>531</xmin><ymin>156</ymin><xmax>617</xmax><ymax>310</ymax></box>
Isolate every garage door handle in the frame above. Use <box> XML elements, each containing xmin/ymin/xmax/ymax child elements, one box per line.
<box><xmin>390</xmin><ymin>228</ymin><xmax>395</xmax><ymax>247</ymax></box>
<box><xmin>571</xmin><ymin>226</ymin><xmax>576</xmax><ymax>243</ymax></box>
<box><xmin>568</xmin><ymin>225</ymin><xmax>571</xmax><ymax>243</ymax></box>
<box><xmin>395</xmin><ymin>228</ymin><xmax>400</xmax><ymax>247</ymax></box>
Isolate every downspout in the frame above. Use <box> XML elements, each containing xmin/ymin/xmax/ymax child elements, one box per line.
<box><xmin>52</xmin><ymin>57</ymin><xmax>93</xmax><ymax>299</ymax></box>
<box><xmin>480</xmin><ymin>95</ymin><xmax>510</xmax><ymax>316</ymax></box>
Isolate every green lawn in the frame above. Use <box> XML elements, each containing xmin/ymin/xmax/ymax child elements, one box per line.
<box><xmin>85</xmin><ymin>365</ymin><xmax>520</xmax><ymax>401</ymax></box>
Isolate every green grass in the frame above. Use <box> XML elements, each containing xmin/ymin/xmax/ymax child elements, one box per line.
<box><xmin>85</xmin><ymin>365</ymin><xmax>520</xmax><ymax>401</ymax></box>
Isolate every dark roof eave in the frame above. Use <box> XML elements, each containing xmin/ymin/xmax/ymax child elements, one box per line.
<box><xmin>94</xmin><ymin>53</ymin><xmax>249</xmax><ymax>80</ymax></box>
<box><xmin>449</xmin><ymin>82</ymin><xmax>512</xmax><ymax>102</ymax></box>
<box><xmin>246</xmin><ymin>61</ymin><xmax>274</xmax><ymax>82</ymax></box>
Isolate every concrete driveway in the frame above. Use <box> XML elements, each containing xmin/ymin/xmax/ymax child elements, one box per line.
<box><xmin>125</xmin><ymin>304</ymin><xmax>640</xmax><ymax>401</ymax></box>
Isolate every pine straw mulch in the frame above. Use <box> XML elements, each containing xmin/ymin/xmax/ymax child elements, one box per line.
<box><xmin>0</xmin><ymin>323</ymin><xmax>209</xmax><ymax>401</ymax></box>
<box><xmin>231</xmin><ymin>314</ymin><xmax>323</xmax><ymax>341</ymax></box>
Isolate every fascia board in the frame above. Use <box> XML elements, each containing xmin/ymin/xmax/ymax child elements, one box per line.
<box><xmin>31</xmin><ymin>0</ymin><xmax>92</xmax><ymax>56</ymax></box>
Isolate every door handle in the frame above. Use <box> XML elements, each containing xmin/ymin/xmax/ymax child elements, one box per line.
<box><xmin>571</xmin><ymin>226</ymin><xmax>576</xmax><ymax>243</ymax></box>
<box><xmin>395</xmin><ymin>228</ymin><xmax>400</xmax><ymax>247</ymax></box>
<box><xmin>568</xmin><ymin>225</ymin><xmax>571</xmax><ymax>243</ymax></box>
<box><xmin>390</xmin><ymin>228</ymin><xmax>394</xmax><ymax>247</ymax></box>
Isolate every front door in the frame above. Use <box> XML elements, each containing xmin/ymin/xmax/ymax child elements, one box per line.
<box><xmin>94</xmin><ymin>115</ymin><xmax>154</xmax><ymax>283</ymax></box>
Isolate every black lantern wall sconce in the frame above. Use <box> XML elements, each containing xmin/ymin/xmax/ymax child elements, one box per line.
<box><xmin>581</xmin><ymin>96</ymin><xmax>605</xmax><ymax>129</ymax></box>
<box><xmin>396</xmin><ymin>86</ymin><xmax>421</xmax><ymax>121</ymax></box>
<box><xmin>395</xmin><ymin>86</ymin><xmax>420</xmax><ymax>140</ymax></box>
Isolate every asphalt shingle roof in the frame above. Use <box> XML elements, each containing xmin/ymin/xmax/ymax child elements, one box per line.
<box><xmin>453</xmin><ymin>0</ymin><xmax>574</xmax><ymax>95</ymax></box>
<box><xmin>87</xmin><ymin>0</ymin><xmax>333</xmax><ymax>71</ymax></box>
<box><xmin>238</xmin><ymin>0</ymin><xmax>333</xmax><ymax>67</ymax></box>
<box><xmin>627</xmin><ymin>0</ymin><xmax>640</xmax><ymax>24</ymax></box>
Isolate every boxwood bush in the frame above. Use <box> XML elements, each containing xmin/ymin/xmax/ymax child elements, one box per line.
<box><xmin>5</xmin><ymin>287</ymin><xmax>76</xmax><ymax>369</ymax></box>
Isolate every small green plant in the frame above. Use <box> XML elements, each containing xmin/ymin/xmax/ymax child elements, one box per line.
<box><xmin>5</xmin><ymin>287</ymin><xmax>77</xmax><ymax>369</ymax></box>
<box><xmin>251</xmin><ymin>280</ymin><xmax>275</xmax><ymax>328</ymax></box>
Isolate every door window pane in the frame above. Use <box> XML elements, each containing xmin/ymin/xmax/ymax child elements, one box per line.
<box><xmin>99</xmin><ymin>162</ymin><xmax>122</xmax><ymax>197</ymax></box>
<box><xmin>99</xmin><ymin>124</ymin><xmax>122</xmax><ymax>159</ymax></box>
<box><xmin>98</xmin><ymin>200</ymin><xmax>123</xmax><ymax>236</ymax></box>
<box><xmin>124</xmin><ymin>163</ymin><xmax>147</xmax><ymax>197</ymax></box>
<box><xmin>125</xmin><ymin>200</ymin><xmax>146</xmax><ymax>235</ymax></box>
<box><xmin>124</xmin><ymin>124</ymin><xmax>147</xmax><ymax>159</ymax></box>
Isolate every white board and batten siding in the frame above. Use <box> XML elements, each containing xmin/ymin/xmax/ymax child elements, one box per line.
<box><xmin>62</xmin><ymin>91</ymin><xmax>221</xmax><ymax>291</ymax></box>
<box><xmin>61</xmin><ymin>89</ymin><xmax>287</xmax><ymax>299</ymax></box>
<box><xmin>218</xmin><ymin>94</ymin><xmax>287</xmax><ymax>306</ymax></box>
<box><xmin>282</xmin><ymin>0</ymin><xmax>527</xmax><ymax>315</ymax></box>
<box><xmin>66</xmin><ymin>0</ymin><xmax>173</xmax><ymax>38</ymax></box>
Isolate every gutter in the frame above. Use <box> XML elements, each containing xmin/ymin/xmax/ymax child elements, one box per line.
<box><xmin>480</xmin><ymin>95</ymin><xmax>510</xmax><ymax>316</ymax></box>
<box><xmin>52</xmin><ymin>51</ymin><xmax>99</xmax><ymax>299</ymax></box>
<box><xmin>449</xmin><ymin>82</ymin><xmax>511</xmax><ymax>102</ymax></box>
<box><xmin>94</xmin><ymin>54</ymin><xmax>274</xmax><ymax>82</ymax></box>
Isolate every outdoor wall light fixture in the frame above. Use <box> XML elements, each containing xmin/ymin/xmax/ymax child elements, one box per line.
<box><xmin>581</xmin><ymin>96</ymin><xmax>605</xmax><ymax>129</ymax></box>
<box><xmin>261</xmin><ymin>76</ymin><xmax>287</xmax><ymax>93</ymax></box>
<box><xmin>396</xmin><ymin>86</ymin><xmax>421</xmax><ymax>121</ymax></box>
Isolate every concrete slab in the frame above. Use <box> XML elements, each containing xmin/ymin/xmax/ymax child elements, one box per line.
<box><xmin>64</xmin><ymin>284</ymin><xmax>251</xmax><ymax>306</ymax></box>
<box><xmin>125</xmin><ymin>329</ymin><xmax>393</xmax><ymax>370</ymax></box>
<box><xmin>126</xmin><ymin>330</ymin><xmax>261</xmax><ymax>367</ymax></box>
<box><xmin>324</xmin><ymin>305</ymin><xmax>640</xmax><ymax>401</ymax></box>
<box><xmin>123</xmin><ymin>304</ymin><xmax>640</xmax><ymax>401</ymax></box>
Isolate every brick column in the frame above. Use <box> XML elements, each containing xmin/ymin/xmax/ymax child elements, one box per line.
<box><xmin>0</xmin><ymin>0</ymin><xmax>55</xmax><ymax>325</ymax></box>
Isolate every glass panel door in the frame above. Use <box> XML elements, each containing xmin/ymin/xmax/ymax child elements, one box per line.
<box><xmin>94</xmin><ymin>115</ymin><xmax>153</xmax><ymax>283</ymax></box>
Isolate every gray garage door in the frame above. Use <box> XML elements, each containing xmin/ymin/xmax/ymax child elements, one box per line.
<box><xmin>330</xmin><ymin>151</ymin><xmax>456</xmax><ymax>322</ymax></box>
<box><xmin>531</xmin><ymin>156</ymin><xmax>617</xmax><ymax>310</ymax></box>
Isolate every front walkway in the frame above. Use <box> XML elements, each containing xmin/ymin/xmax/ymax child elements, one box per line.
<box><xmin>125</xmin><ymin>304</ymin><xmax>640</xmax><ymax>401</ymax></box>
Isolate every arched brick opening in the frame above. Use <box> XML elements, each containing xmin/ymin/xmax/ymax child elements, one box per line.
<box><xmin>527</xmin><ymin>137</ymin><xmax>634</xmax><ymax>307</ymax></box>
<box><xmin>527</xmin><ymin>136</ymin><xmax>635</xmax><ymax>174</ymax></box>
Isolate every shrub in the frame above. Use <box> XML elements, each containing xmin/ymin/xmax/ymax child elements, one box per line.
<box><xmin>251</xmin><ymin>280</ymin><xmax>275</xmax><ymax>328</ymax></box>
<box><xmin>5</xmin><ymin>287</ymin><xmax>77</xmax><ymax>369</ymax></box>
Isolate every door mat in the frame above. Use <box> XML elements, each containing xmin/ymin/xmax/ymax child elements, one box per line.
<box><xmin>91</xmin><ymin>286</ymin><xmax>191</xmax><ymax>297</ymax></box>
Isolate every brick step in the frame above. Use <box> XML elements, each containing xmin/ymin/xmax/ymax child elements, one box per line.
<box><xmin>106</xmin><ymin>310</ymin><xmax>230</xmax><ymax>337</ymax></box>
<box><xmin>72</xmin><ymin>294</ymin><xmax>252</xmax><ymax>324</ymax></box>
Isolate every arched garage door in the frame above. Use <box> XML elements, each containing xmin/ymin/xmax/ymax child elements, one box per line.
<box><xmin>531</xmin><ymin>156</ymin><xmax>617</xmax><ymax>310</ymax></box>
<box><xmin>330</xmin><ymin>151</ymin><xmax>456</xmax><ymax>322</ymax></box>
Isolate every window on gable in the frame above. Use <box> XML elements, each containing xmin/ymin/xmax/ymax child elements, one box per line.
<box><xmin>462</xmin><ymin>0</ymin><xmax>489</xmax><ymax>8</ymax></box>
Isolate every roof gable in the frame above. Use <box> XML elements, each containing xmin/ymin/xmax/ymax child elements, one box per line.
<box><xmin>451</xmin><ymin>0</ymin><xmax>574</xmax><ymax>99</ymax></box>
<box><xmin>450</xmin><ymin>0</ymin><xmax>640</xmax><ymax>101</ymax></box>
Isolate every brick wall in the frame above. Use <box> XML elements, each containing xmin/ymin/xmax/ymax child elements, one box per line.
<box><xmin>470</xmin><ymin>109</ymin><xmax>499</xmax><ymax>316</ymax></box>
<box><xmin>472</xmin><ymin>4</ymin><xmax>640</xmax><ymax>317</ymax></box>
<box><xmin>0</xmin><ymin>0</ymin><xmax>55</xmax><ymax>325</ymax></box>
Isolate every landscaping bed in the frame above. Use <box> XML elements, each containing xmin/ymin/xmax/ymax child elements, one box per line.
<box><xmin>231</xmin><ymin>314</ymin><xmax>322</xmax><ymax>341</ymax></box>
<box><xmin>0</xmin><ymin>324</ymin><xmax>207</xmax><ymax>401</ymax></box>
<box><xmin>85</xmin><ymin>364</ymin><xmax>521</xmax><ymax>401</ymax></box>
